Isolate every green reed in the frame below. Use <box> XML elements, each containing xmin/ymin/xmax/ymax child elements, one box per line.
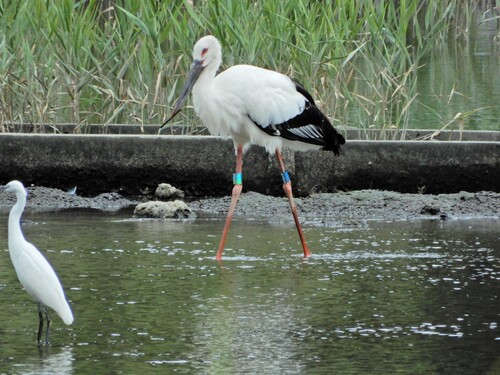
<box><xmin>0</xmin><ymin>0</ymin><xmax>496</xmax><ymax>135</ymax></box>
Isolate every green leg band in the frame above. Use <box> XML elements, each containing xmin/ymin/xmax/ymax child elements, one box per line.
<box><xmin>233</xmin><ymin>172</ymin><xmax>243</xmax><ymax>185</ymax></box>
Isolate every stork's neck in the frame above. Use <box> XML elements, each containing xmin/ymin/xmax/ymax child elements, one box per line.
<box><xmin>8</xmin><ymin>192</ymin><xmax>27</xmax><ymax>250</ymax></box>
<box><xmin>196</xmin><ymin>60</ymin><xmax>219</xmax><ymax>90</ymax></box>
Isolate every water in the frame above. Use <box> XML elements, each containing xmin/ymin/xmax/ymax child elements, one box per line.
<box><xmin>0</xmin><ymin>209</ymin><xmax>499</xmax><ymax>374</ymax></box>
<box><xmin>348</xmin><ymin>6</ymin><xmax>500</xmax><ymax>133</ymax></box>
<box><xmin>412</xmin><ymin>6</ymin><xmax>500</xmax><ymax>131</ymax></box>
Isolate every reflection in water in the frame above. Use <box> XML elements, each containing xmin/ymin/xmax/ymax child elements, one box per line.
<box><xmin>0</xmin><ymin>210</ymin><xmax>498</xmax><ymax>374</ymax></box>
<box><xmin>11</xmin><ymin>346</ymin><xmax>74</xmax><ymax>375</ymax></box>
<box><xmin>415</xmin><ymin>15</ymin><xmax>500</xmax><ymax>131</ymax></box>
<box><xmin>190</xmin><ymin>271</ymin><xmax>307</xmax><ymax>373</ymax></box>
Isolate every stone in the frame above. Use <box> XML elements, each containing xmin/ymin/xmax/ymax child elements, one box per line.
<box><xmin>420</xmin><ymin>205</ymin><xmax>440</xmax><ymax>215</ymax></box>
<box><xmin>154</xmin><ymin>183</ymin><xmax>185</xmax><ymax>200</ymax></box>
<box><xmin>133</xmin><ymin>200</ymin><xmax>193</xmax><ymax>219</ymax></box>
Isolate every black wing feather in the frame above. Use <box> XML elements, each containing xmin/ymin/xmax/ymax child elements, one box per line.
<box><xmin>249</xmin><ymin>80</ymin><xmax>345</xmax><ymax>155</ymax></box>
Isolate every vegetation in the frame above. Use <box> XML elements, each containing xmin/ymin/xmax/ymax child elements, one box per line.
<box><xmin>0</xmin><ymin>0</ymin><xmax>498</xmax><ymax>135</ymax></box>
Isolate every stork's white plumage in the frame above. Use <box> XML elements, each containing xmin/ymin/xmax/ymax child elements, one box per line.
<box><xmin>162</xmin><ymin>35</ymin><xmax>345</xmax><ymax>260</ymax></box>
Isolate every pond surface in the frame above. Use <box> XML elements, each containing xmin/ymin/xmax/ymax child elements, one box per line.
<box><xmin>414</xmin><ymin>11</ymin><xmax>500</xmax><ymax>132</ymax></box>
<box><xmin>0</xmin><ymin>209</ymin><xmax>499</xmax><ymax>374</ymax></box>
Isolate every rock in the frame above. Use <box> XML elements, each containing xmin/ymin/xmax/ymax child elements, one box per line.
<box><xmin>154</xmin><ymin>183</ymin><xmax>184</xmax><ymax>200</ymax></box>
<box><xmin>96</xmin><ymin>192</ymin><xmax>124</xmax><ymax>201</ymax></box>
<box><xmin>133</xmin><ymin>200</ymin><xmax>193</xmax><ymax>219</ymax></box>
<box><xmin>420</xmin><ymin>205</ymin><xmax>440</xmax><ymax>215</ymax></box>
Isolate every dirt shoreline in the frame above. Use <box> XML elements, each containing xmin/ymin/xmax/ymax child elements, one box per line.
<box><xmin>190</xmin><ymin>190</ymin><xmax>500</xmax><ymax>224</ymax></box>
<box><xmin>1</xmin><ymin>186</ymin><xmax>498</xmax><ymax>224</ymax></box>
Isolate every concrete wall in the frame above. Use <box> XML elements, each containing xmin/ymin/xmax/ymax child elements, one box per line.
<box><xmin>4</xmin><ymin>123</ymin><xmax>500</xmax><ymax>141</ymax></box>
<box><xmin>1</xmin><ymin>133</ymin><xmax>499</xmax><ymax>196</ymax></box>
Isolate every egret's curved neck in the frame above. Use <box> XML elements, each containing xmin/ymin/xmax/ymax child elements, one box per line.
<box><xmin>8</xmin><ymin>192</ymin><xmax>27</xmax><ymax>248</ymax></box>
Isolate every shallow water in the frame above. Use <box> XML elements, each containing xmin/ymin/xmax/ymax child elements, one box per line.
<box><xmin>0</xmin><ymin>209</ymin><xmax>499</xmax><ymax>374</ymax></box>
<box><xmin>414</xmin><ymin>14</ymin><xmax>500</xmax><ymax>131</ymax></box>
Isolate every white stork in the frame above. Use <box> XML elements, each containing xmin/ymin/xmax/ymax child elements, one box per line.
<box><xmin>161</xmin><ymin>35</ymin><xmax>345</xmax><ymax>260</ymax></box>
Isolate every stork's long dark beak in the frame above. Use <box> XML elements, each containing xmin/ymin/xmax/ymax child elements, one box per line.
<box><xmin>159</xmin><ymin>59</ymin><xmax>204</xmax><ymax>132</ymax></box>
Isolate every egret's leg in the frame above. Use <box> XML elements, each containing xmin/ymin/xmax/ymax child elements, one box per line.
<box><xmin>44</xmin><ymin>309</ymin><xmax>52</xmax><ymax>346</ymax></box>
<box><xmin>37</xmin><ymin>303</ymin><xmax>44</xmax><ymax>345</ymax></box>
<box><xmin>216</xmin><ymin>144</ymin><xmax>243</xmax><ymax>261</ymax></box>
<box><xmin>275</xmin><ymin>150</ymin><xmax>311</xmax><ymax>258</ymax></box>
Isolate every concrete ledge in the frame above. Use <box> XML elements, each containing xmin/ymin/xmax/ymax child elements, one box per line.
<box><xmin>0</xmin><ymin>133</ymin><xmax>499</xmax><ymax>196</ymax></box>
<box><xmin>295</xmin><ymin>141</ymin><xmax>499</xmax><ymax>195</ymax></box>
<box><xmin>3</xmin><ymin>123</ymin><xmax>500</xmax><ymax>141</ymax></box>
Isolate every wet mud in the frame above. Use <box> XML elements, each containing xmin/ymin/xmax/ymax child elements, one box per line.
<box><xmin>1</xmin><ymin>185</ymin><xmax>498</xmax><ymax>225</ymax></box>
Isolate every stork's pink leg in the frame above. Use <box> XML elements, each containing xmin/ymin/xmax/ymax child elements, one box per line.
<box><xmin>216</xmin><ymin>145</ymin><xmax>243</xmax><ymax>261</ymax></box>
<box><xmin>276</xmin><ymin>150</ymin><xmax>311</xmax><ymax>258</ymax></box>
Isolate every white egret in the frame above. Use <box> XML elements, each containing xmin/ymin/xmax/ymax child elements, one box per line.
<box><xmin>2</xmin><ymin>180</ymin><xmax>74</xmax><ymax>345</ymax></box>
<box><xmin>161</xmin><ymin>35</ymin><xmax>345</xmax><ymax>260</ymax></box>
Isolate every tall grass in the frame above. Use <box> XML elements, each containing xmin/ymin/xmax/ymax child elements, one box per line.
<box><xmin>0</xmin><ymin>0</ymin><xmax>498</xmax><ymax>135</ymax></box>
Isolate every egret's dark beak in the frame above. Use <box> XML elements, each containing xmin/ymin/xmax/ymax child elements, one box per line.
<box><xmin>159</xmin><ymin>59</ymin><xmax>204</xmax><ymax>132</ymax></box>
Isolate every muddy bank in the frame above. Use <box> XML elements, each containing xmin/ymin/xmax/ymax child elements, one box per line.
<box><xmin>190</xmin><ymin>190</ymin><xmax>500</xmax><ymax>224</ymax></box>
<box><xmin>0</xmin><ymin>185</ymin><xmax>137</xmax><ymax>211</ymax></box>
<box><xmin>1</xmin><ymin>186</ymin><xmax>498</xmax><ymax>224</ymax></box>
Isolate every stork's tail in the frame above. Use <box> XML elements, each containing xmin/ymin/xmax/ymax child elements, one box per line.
<box><xmin>322</xmin><ymin>120</ymin><xmax>346</xmax><ymax>156</ymax></box>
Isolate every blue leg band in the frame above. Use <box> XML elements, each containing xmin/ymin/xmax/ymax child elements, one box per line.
<box><xmin>282</xmin><ymin>170</ymin><xmax>291</xmax><ymax>183</ymax></box>
<box><xmin>233</xmin><ymin>172</ymin><xmax>243</xmax><ymax>185</ymax></box>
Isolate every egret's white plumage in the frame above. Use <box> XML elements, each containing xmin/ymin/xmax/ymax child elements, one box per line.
<box><xmin>3</xmin><ymin>180</ymin><xmax>73</xmax><ymax>344</ymax></box>
<box><xmin>162</xmin><ymin>35</ymin><xmax>345</xmax><ymax>260</ymax></box>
